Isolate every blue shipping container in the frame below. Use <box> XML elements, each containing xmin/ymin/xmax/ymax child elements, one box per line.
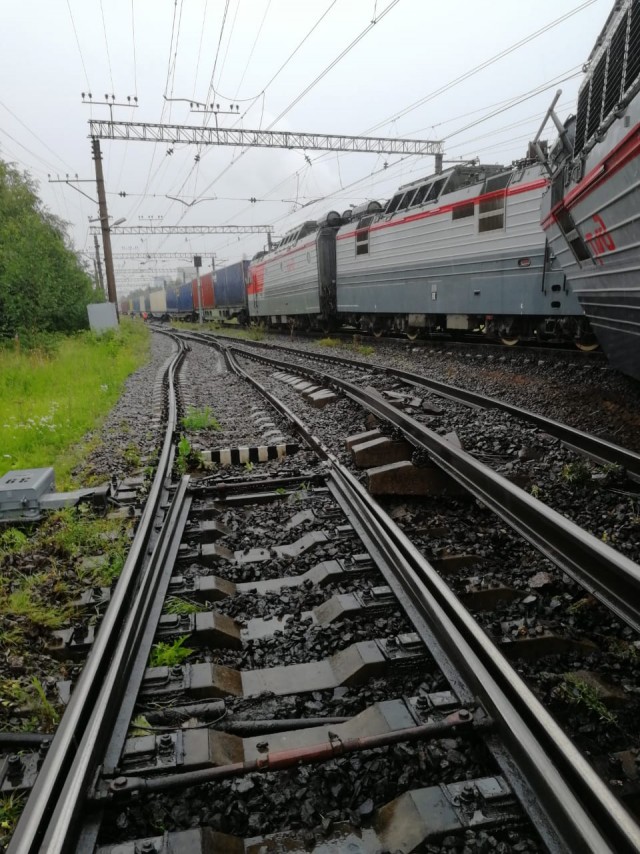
<box><xmin>178</xmin><ymin>282</ymin><xmax>194</xmax><ymax>312</ymax></box>
<box><xmin>214</xmin><ymin>260</ymin><xmax>249</xmax><ymax>309</ymax></box>
<box><xmin>165</xmin><ymin>284</ymin><xmax>181</xmax><ymax>311</ymax></box>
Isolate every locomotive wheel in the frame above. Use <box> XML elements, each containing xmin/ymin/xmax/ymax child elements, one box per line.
<box><xmin>372</xmin><ymin>328</ymin><xmax>384</xmax><ymax>338</ymax></box>
<box><xmin>406</xmin><ymin>327</ymin><xmax>420</xmax><ymax>340</ymax></box>
<box><xmin>500</xmin><ymin>336</ymin><xmax>520</xmax><ymax>347</ymax></box>
<box><xmin>575</xmin><ymin>340</ymin><xmax>600</xmax><ymax>352</ymax></box>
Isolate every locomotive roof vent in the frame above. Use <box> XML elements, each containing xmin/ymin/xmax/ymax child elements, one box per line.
<box><xmin>350</xmin><ymin>200</ymin><xmax>383</xmax><ymax>218</ymax></box>
<box><xmin>317</xmin><ymin>210</ymin><xmax>342</xmax><ymax>228</ymax></box>
<box><xmin>342</xmin><ymin>209</ymin><xmax>353</xmax><ymax>222</ymax></box>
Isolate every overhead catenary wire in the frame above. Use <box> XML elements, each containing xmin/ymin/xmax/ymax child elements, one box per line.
<box><xmin>99</xmin><ymin>0</ymin><xmax>116</xmax><ymax>94</ymax></box>
<box><xmin>215</xmin><ymin>0</ymin><xmax>241</xmax><ymax>95</ymax></box>
<box><xmin>210</xmin><ymin>55</ymin><xmax>589</xmax><ymax>240</ymax></box>
<box><xmin>235</xmin><ymin>0</ymin><xmax>596</xmax><ymax>224</ymax></box>
<box><xmin>363</xmin><ymin>0</ymin><xmax>596</xmax><ymax>133</ymax></box>
<box><xmin>147</xmin><ymin>0</ymin><xmax>341</xmax><ymax>237</ymax></box>
<box><xmin>268</xmin><ymin>0</ymin><xmax>402</xmax><ymax>128</ymax></box>
<box><xmin>234</xmin><ymin>0</ymin><xmax>272</xmax><ymax>99</ymax></box>
<box><xmin>131</xmin><ymin>0</ymin><xmax>138</xmax><ymax>96</ymax></box>
<box><xmin>66</xmin><ymin>0</ymin><xmax>91</xmax><ymax>92</ymax></box>
<box><xmin>204</xmin><ymin>0</ymin><xmax>231</xmax><ymax>108</ymax></box>
<box><xmin>185</xmin><ymin>0</ymin><xmax>584</xmax><ymax>233</ymax></box>
<box><xmin>182</xmin><ymin>0</ymin><xmax>402</xmax><ymax>211</ymax></box>
<box><xmin>121</xmin><ymin>0</ymin><xmax>598</xmax><ymax>265</ymax></box>
<box><xmin>0</xmin><ymin>100</ymin><xmax>75</xmax><ymax>173</ymax></box>
<box><xmin>191</xmin><ymin>0</ymin><xmax>209</xmax><ymax>99</ymax></box>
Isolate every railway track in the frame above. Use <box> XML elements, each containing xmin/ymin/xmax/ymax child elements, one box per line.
<box><xmin>4</xmin><ymin>329</ymin><xmax>640</xmax><ymax>853</ymax></box>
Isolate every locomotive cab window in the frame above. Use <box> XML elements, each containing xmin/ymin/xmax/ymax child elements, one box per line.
<box><xmin>356</xmin><ymin>215</ymin><xmax>374</xmax><ymax>256</ymax></box>
<box><xmin>397</xmin><ymin>189</ymin><xmax>416</xmax><ymax>211</ymax></box>
<box><xmin>426</xmin><ymin>178</ymin><xmax>446</xmax><ymax>203</ymax></box>
<box><xmin>385</xmin><ymin>193</ymin><xmax>404</xmax><ymax>215</ymax></box>
<box><xmin>410</xmin><ymin>184</ymin><xmax>429</xmax><ymax>207</ymax></box>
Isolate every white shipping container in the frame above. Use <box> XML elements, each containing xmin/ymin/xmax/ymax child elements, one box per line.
<box><xmin>149</xmin><ymin>288</ymin><xmax>167</xmax><ymax>312</ymax></box>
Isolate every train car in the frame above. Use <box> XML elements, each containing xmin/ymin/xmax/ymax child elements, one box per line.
<box><xmin>247</xmin><ymin>214</ymin><xmax>342</xmax><ymax>329</ymax></box>
<box><xmin>140</xmin><ymin>293</ymin><xmax>150</xmax><ymax>313</ymax></box>
<box><xmin>165</xmin><ymin>283</ymin><xmax>180</xmax><ymax>313</ymax></box>
<box><xmin>213</xmin><ymin>261</ymin><xmax>250</xmax><ymax>321</ymax></box>
<box><xmin>191</xmin><ymin>273</ymin><xmax>215</xmax><ymax>315</ymax></box>
<box><xmin>246</xmin><ymin>158</ymin><xmax>592</xmax><ymax>346</ymax></box>
<box><xmin>177</xmin><ymin>282</ymin><xmax>195</xmax><ymax>313</ymax></box>
<box><xmin>119</xmin><ymin>298</ymin><xmax>132</xmax><ymax>315</ymax></box>
<box><xmin>335</xmin><ymin>158</ymin><xmax>591</xmax><ymax>345</ymax></box>
<box><xmin>538</xmin><ymin>0</ymin><xmax>640</xmax><ymax>378</ymax></box>
<box><xmin>149</xmin><ymin>288</ymin><xmax>167</xmax><ymax>314</ymax></box>
<box><xmin>131</xmin><ymin>296</ymin><xmax>141</xmax><ymax>314</ymax></box>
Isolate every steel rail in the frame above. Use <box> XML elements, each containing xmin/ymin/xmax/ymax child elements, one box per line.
<box><xmin>195</xmin><ymin>330</ymin><xmax>640</xmax><ymax>481</ymax></box>
<box><xmin>225</xmin><ymin>342</ymin><xmax>640</xmax><ymax>634</ymax></box>
<box><xmin>8</xmin><ymin>335</ymin><xmax>187</xmax><ymax>854</ymax></box>
<box><xmin>219</xmin><ymin>343</ymin><xmax>640</xmax><ymax>853</ymax></box>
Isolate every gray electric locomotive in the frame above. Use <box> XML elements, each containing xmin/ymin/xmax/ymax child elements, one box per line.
<box><xmin>247</xmin><ymin>153</ymin><xmax>593</xmax><ymax>347</ymax></box>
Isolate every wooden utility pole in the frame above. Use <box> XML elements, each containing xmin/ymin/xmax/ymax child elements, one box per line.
<box><xmin>91</xmin><ymin>138</ymin><xmax>118</xmax><ymax>314</ymax></box>
<box><xmin>93</xmin><ymin>234</ymin><xmax>105</xmax><ymax>293</ymax></box>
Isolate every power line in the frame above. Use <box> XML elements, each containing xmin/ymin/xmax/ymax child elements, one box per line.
<box><xmin>0</xmin><ymin>126</ymin><xmax>62</xmax><ymax>174</ymax></box>
<box><xmin>99</xmin><ymin>0</ymin><xmax>115</xmax><ymax>93</ymax></box>
<box><xmin>183</xmin><ymin>0</ymin><xmax>400</xmax><ymax>207</ymax></box>
<box><xmin>446</xmin><ymin>69</ymin><xmax>581</xmax><ymax>140</ymax></box>
<box><xmin>131</xmin><ymin>0</ymin><xmax>138</xmax><ymax>96</ymax></box>
<box><xmin>163</xmin><ymin>1</ymin><xmax>180</xmax><ymax>98</ymax></box>
<box><xmin>205</xmin><ymin>0</ymin><xmax>230</xmax><ymax>107</ymax></box>
<box><xmin>234</xmin><ymin>0</ymin><xmax>271</xmax><ymax>98</ymax></box>
<box><xmin>191</xmin><ymin>0</ymin><xmax>209</xmax><ymax>99</ymax></box>
<box><xmin>66</xmin><ymin>0</ymin><xmax>91</xmax><ymax>90</ymax></box>
<box><xmin>364</xmin><ymin>0</ymin><xmax>596</xmax><ymax>133</ymax></box>
<box><xmin>269</xmin><ymin>0</ymin><xmax>401</xmax><ymax>128</ymax></box>
<box><xmin>216</xmin><ymin>0</ymin><xmax>241</xmax><ymax>94</ymax></box>
<box><xmin>208</xmin><ymin>4</ymin><xmax>596</xmax><ymax>232</ymax></box>
<box><xmin>154</xmin><ymin>0</ymin><xmax>340</xmax><ymax>232</ymax></box>
<box><xmin>0</xmin><ymin>100</ymin><xmax>74</xmax><ymax>172</ymax></box>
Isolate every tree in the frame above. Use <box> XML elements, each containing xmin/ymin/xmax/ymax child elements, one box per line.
<box><xmin>0</xmin><ymin>159</ymin><xmax>99</xmax><ymax>338</ymax></box>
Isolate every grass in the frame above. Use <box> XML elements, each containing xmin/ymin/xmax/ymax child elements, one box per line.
<box><xmin>554</xmin><ymin>673</ymin><xmax>617</xmax><ymax>725</ymax></box>
<box><xmin>148</xmin><ymin>635</ymin><xmax>194</xmax><ymax>668</ymax></box>
<box><xmin>182</xmin><ymin>406</ymin><xmax>221</xmax><ymax>431</ymax></box>
<box><xmin>164</xmin><ymin>596</ymin><xmax>204</xmax><ymax>615</ymax></box>
<box><xmin>0</xmin><ymin>792</ymin><xmax>25</xmax><ymax>846</ymax></box>
<box><xmin>354</xmin><ymin>344</ymin><xmax>375</xmax><ymax>356</ymax></box>
<box><xmin>0</xmin><ymin>677</ymin><xmax>60</xmax><ymax>732</ymax></box>
<box><xmin>318</xmin><ymin>337</ymin><xmax>340</xmax><ymax>348</ymax></box>
<box><xmin>0</xmin><ymin>319</ymin><xmax>150</xmax><ymax>487</ymax></box>
<box><xmin>0</xmin><ymin>506</ymin><xmax>134</xmax><ymax>737</ymax></box>
<box><xmin>561</xmin><ymin>461</ymin><xmax>592</xmax><ymax>487</ymax></box>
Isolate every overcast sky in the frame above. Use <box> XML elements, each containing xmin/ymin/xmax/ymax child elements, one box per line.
<box><xmin>0</xmin><ymin>0</ymin><xmax>612</xmax><ymax>295</ymax></box>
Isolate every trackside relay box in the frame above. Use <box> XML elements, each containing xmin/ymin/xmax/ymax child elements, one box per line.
<box><xmin>0</xmin><ymin>468</ymin><xmax>56</xmax><ymax>520</ymax></box>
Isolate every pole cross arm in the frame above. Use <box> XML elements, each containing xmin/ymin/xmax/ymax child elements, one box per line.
<box><xmin>90</xmin><ymin>224</ymin><xmax>273</xmax><ymax>235</ymax></box>
<box><xmin>89</xmin><ymin>120</ymin><xmax>444</xmax><ymax>156</ymax></box>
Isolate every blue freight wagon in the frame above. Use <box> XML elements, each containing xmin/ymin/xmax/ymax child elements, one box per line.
<box><xmin>213</xmin><ymin>261</ymin><xmax>249</xmax><ymax>321</ymax></box>
<box><xmin>165</xmin><ymin>284</ymin><xmax>181</xmax><ymax>313</ymax></box>
<box><xmin>177</xmin><ymin>282</ymin><xmax>194</xmax><ymax>313</ymax></box>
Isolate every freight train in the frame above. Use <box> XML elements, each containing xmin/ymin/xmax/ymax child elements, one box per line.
<box><xmin>538</xmin><ymin>0</ymin><xmax>640</xmax><ymax>379</ymax></box>
<box><xmin>119</xmin><ymin>260</ymin><xmax>250</xmax><ymax>322</ymax></box>
<box><xmin>246</xmin><ymin>153</ymin><xmax>595</xmax><ymax>348</ymax></box>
